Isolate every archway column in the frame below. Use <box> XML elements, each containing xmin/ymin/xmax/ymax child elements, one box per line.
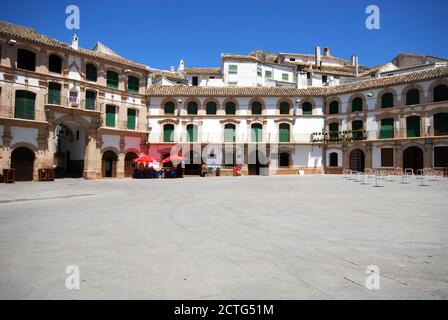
<box><xmin>116</xmin><ymin>153</ymin><xmax>126</xmax><ymax>178</ymax></box>
<box><xmin>365</xmin><ymin>143</ymin><xmax>373</xmax><ymax>170</ymax></box>
<box><xmin>424</xmin><ymin>142</ymin><xmax>434</xmax><ymax>168</ymax></box>
<box><xmin>83</xmin><ymin>130</ymin><xmax>102</xmax><ymax>179</ymax></box>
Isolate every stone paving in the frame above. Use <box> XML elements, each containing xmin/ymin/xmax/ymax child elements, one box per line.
<box><xmin>0</xmin><ymin>174</ymin><xmax>447</xmax><ymax>299</ymax></box>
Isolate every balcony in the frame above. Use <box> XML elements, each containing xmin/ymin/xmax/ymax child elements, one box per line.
<box><xmin>0</xmin><ymin>104</ymin><xmax>46</xmax><ymax>122</ymax></box>
<box><xmin>312</xmin><ymin>129</ymin><xmax>367</xmax><ymax>143</ymax></box>
<box><xmin>45</xmin><ymin>94</ymin><xmax>103</xmax><ymax>113</ymax></box>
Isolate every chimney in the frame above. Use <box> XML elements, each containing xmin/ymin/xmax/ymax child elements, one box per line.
<box><xmin>351</xmin><ymin>55</ymin><xmax>356</xmax><ymax>66</ymax></box>
<box><xmin>170</xmin><ymin>66</ymin><xmax>175</xmax><ymax>72</ymax></box>
<box><xmin>315</xmin><ymin>46</ymin><xmax>321</xmax><ymax>67</ymax></box>
<box><xmin>178</xmin><ymin>59</ymin><xmax>185</xmax><ymax>72</ymax></box>
<box><xmin>323</xmin><ymin>47</ymin><xmax>330</xmax><ymax>56</ymax></box>
<box><xmin>71</xmin><ymin>34</ymin><xmax>79</xmax><ymax>50</ymax></box>
<box><xmin>355</xmin><ymin>56</ymin><xmax>359</xmax><ymax>76</ymax></box>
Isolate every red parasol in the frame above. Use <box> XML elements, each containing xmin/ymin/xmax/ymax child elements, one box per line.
<box><xmin>161</xmin><ymin>155</ymin><xmax>186</xmax><ymax>163</ymax></box>
<box><xmin>132</xmin><ymin>154</ymin><xmax>157</xmax><ymax>163</ymax></box>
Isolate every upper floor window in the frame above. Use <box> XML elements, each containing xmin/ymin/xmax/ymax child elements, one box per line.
<box><xmin>228</xmin><ymin>64</ymin><xmax>237</xmax><ymax>74</ymax></box>
<box><xmin>228</xmin><ymin>81</ymin><xmax>237</xmax><ymax>87</ymax></box>
<box><xmin>186</xmin><ymin>124</ymin><xmax>198</xmax><ymax>142</ymax></box>
<box><xmin>265</xmin><ymin>70</ymin><xmax>272</xmax><ymax>78</ymax></box>
<box><xmin>352</xmin><ymin>97</ymin><xmax>363</xmax><ymax>112</ymax></box>
<box><xmin>257</xmin><ymin>67</ymin><xmax>262</xmax><ymax>77</ymax></box>
<box><xmin>127</xmin><ymin>75</ymin><xmax>139</xmax><ymax>93</ymax></box>
<box><xmin>107</xmin><ymin>70</ymin><xmax>119</xmax><ymax>89</ymax></box>
<box><xmin>434</xmin><ymin>84</ymin><xmax>448</xmax><ymax>102</ymax></box>
<box><xmin>48</xmin><ymin>54</ymin><xmax>62</xmax><ymax>73</ymax></box>
<box><xmin>85</xmin><ymin>90</ymin><xmax>96</xmax><ymax>110</ymax></box>
<box><xmin>282</xmin><ymin>73</ymin><xmax>289</xmax><ymax>81</ymax></box>
<box><xmin>279</xmin><ymin>123</ymin><xmax>290</xmax><ymax>142</ymax></box>
<box><xmin>15</xmin><ymin>90</ymin><xmax>36</xmax><ymax>120</ymax></box>
<box><xmin>381</xmin><ymin>92</ymin><xmax>394</xmax><ymax>108</ymax></box>
<box><xmin>225</xmin><ymin>101</ymin><xmax>236</xmax><ymax>115</ymax></box>
<box><xmin>17</xmin><ymin>49</ymin><xmax>36</xmax><ymax>71</ymax></box>
<box><xmin>279</xmin><ymin>101</ymin><xmax>290</xmax><ymax>115</ymax></box>
<box><xmin>406</xmin><ymin>89</ymin><xmax>420</xmax><ymax>105</ymax></box>
<box><xmin>105</xmin><ymin>105</ymin><xmax>117</xmax><ymax>127</ymax></box>
<box><xmin>206</xmin><ymin>101</ymin><xmax>217</xmax><ymax>115</ymax></box>
<box><xmin>251</xmin><ymin>101</ymin><xmax>262</xmax><ymax>115</ymax></box>
<box><xmin>187</xmin><ymin>101</ymin><xmax>198</xmax><ymax>115</ymax></box>
<box><xmin>48</xmin><ymin>82</ymin><xmax>62</xmax><ymax>105</ymax></box>
<box><xmin>192</xmin><ymin>76</ymin><xmax>199</xmax><ymax>86</ymax></box>
<box><xmin>164</xmin><ymin>101</ymin><xmax>175</xmax><ymax>115</ymax></box>
<box><xmin>163</xmin><ymin>124</ymin><xmax>175</xmax><ymax>142</ymax></box>
<box><xmin>302</xmin><ymin>102</ymin><xmax>312</xmax><ymax>115</ymax></box>
<box><xmin>322</xmin><ymin>75</ymin><xmax>328</xmax><ymax>83</ymax></box>
<box><xmin>224</xmin><ymin>123</ymin><xmax>236</xmax><ymax>142</ymax></box>
<box><xmin>328</xmin><ymin>101</ymin><xmax>339</xmax><ymax>114</ymax></box>
<box><xmin>86</xmin><ymin>63</ymin><xmax>97</xmax><ymax>82</ymax></box>
<box><xmin>127</xmin><ymin>109</ymin><xmax>137</xmax><ymax>130</ymax></box>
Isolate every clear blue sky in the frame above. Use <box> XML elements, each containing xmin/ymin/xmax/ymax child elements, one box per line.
<box><xmin>1</xmin><ymin>0</ymin><xmax>447</xmax><ymax>69</ymax></box>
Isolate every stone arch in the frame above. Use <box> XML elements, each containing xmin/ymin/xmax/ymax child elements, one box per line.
<box><xmin>101</xmin><ymin>149</ymin><xmax>119</xmax><ymax>177</ymax></box>
<box><xmin>429</xmin><ymin>79</ymin><xmax>448</xmax><ymax>103</ymax></box>
<box><xmin>376</xmin><ymin>87</ymin><xmax>399</xmax><ymax>109</ymax></box>
<box><xmin>248</xmin><ymin>98</ymin><xmax>266</xmax><ymax>115</ymax></box>
<box><xmin>401</xmin><ymin>83</ymin><xmax>424</xmax><ymax>105</ymax></box>
<box><xmin>10</xmin><ymin>145</ymin><xmax>36</xmax><ymax>181</ymax></box>
<box><xmin>300</xmin><ymin>98</ymin><xmax>316</xmax><ymax>115</ymax></box>
<box><xmin>348</xmin><ymin>93</ymin><xmax>366</xmax><ymax>113</ymax></box>
<box><xmin>222</xmin><ymin>97</ymin><xmax>239</xmax><ymax>115</ymax></box>
<box><xmin>326</xmin><ymin>96</ymin><xmax>342</xmax><ymax>115</ymax></box>
<box><xmin>277</xmin><ymin>98</ymin><xmax>293</xmax><ymax>115</ymax></box>
<box><xmin>184</xmin><ymin>97</ymin><xmax>201</xmax><ymax>114</ymax></box>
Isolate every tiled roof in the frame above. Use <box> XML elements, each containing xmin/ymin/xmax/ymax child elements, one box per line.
<box><xmin>148</xmin><ymin>66</ymin><xmax>448</xmax><ymax>97</ymax></box>
<box><xmin>0</xmin><ymin>20</ymin><xmax>147</xmax><ymax>70</ymax></box>
<box><xmin>221</xmin><ymin>53</ymin><xmax>260</xmax><ymax>62</ymax></box>
<box><xmin>183</xmin><ymin>68</ymin><xmax>222</xmax><ymax>75</ymax></box>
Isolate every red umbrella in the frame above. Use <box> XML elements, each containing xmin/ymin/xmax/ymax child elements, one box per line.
<box><xmin>132</xmin><ymin>154</ymin><xmax>157</xmax><ymax>163</ymax></box>
<box><xmin>161</xmin><ymin>155</ymin><xmax>186</xmax><ymax>163</ymax></box>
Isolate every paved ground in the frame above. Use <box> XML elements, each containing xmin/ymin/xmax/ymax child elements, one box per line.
<box><xmin>0</xmin><ymin>174</ymin><xmax>447</xmax><ymax>300</ymax></box>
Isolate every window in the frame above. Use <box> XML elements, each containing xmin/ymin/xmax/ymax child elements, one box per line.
<box><xmin>187</xmin><ymin>101</ymin><xmax>198</xmax><ymax>115</ymax></box>
<box><xmin>17</xmin><ymin>49</ymin><xmax>36</xmax><ymax>71</ymax></box>
<box><xmin>86</xmin><ymin>63</ymin><xmax>97</xmax><ymax>82</ymax></box>
<box><xmin>225</xmin><ymin>101</ymin><xmax>236</xmax><ymax>115</ymax></box>
<box><xmin>192</xmin><ymin>76</ymin><xmax>199</xmax><ymax>86</ymax></box>
<box><xmin>302</xmin><ymin>102</ymin><xmax>312</xmax><ymax>115</ymax></box>
<box><xmin>289</xmin><ymin>58</ymin><xmax>296</xmax><ymax>62</ymax></box>
<box><xmin>381</xmin><ymin>92</ymin><xmax>394</xmax><ymax>108</ymax></box>
<box><xmin>279</xmin><ymin>101</ymin><xmax>290</xmax><ymax>115</ymax></box>
<box><xmin>434</xmin><ymin>113</ymin><xmax>448</xmax><ymax>136</ymax></box>
<box><xmin>48</xmin><ymin>54</ymin><xmax>62</xmax><ymax>73</ymax></box>
<box><xmin>322</xmin><ymin>75</ymin><xmax>328</xmax><ymax>83</ymax></box>
<box><xmin>163</xmin><ymin>124</ymin><xmax>174</xmax><ymax>142</ymax></box>
<box><xmin>228</xmin><ymin>81</ymin><xmax>237</xmax><ymax>87</ymax></box>
<box><xmin>127</xmin><ymin>76</ymin><xmax>139</xmax><ymax>93</ymax></box>
<box><xmin>265</xmin><ymin>70</ymin><xmax>272</xmax><ymax>78</ymax></box>
<box><xmin>352</xmin><ymin>120</ymin><xmax>364</xmax><ymax>140</ymax></box>
<box><xmin>329</xmin><ymin>152</ymin><xmax>338</xmax><ymax>167</ymax></box>
<box><xmin>282</xmin><ymin>73</ymin><xmax>289</xmax><ymax>81</ymax></box>
<box><xmin>206</xmin><ymin>101</ymin><xmax>217</xmax><ymax>115</ymax></box>
<box><xmin>329</xmin><ymin>123</ymin><xmax>339</xmax><ymax>141</ymax></box>
<box><xmin>105</xmin><ymin>105</ymin><xmax>116</xmax><ymax>127</ymax></box>
<box><xmin>251</xmin><ymin>101</ymin><xmax>262</xmax><ymax>115</ymax></box>
<box><xmin>224</xmin><ymin>124</ymin><xmax>236</xmax><ymax>142</ymax></box>
<box><xmin>164</xmin><ymin>101</ymin><xmax>175</xmax><ymax>115</ymax></box>
<box><xmin>85</xmin><ymin>90</ymin><xmax>96</xmax><ymax>110</ymax></box>
<box><xmin>186</xmin><ymin>124</ymin><xmax>198</xmax><ymax>142</ymax></box>
<box><xmin>279</xmin><ymin>123</ymin><xmax>290</xmax><ymax>142</ymax></box>
<box><xmin>434</xmin><ymin>146</ymin><xmax>448</xmax><ymax>167</ymax></box>
<box><xmin>379</xmin><ymin>118</ymin><xmax>394</xmax><ymax>139</ymax></box>
<box><xmin>48</xmin><ymin>82</ymin><xmax>61</xmax><ymax>105</ymax></box>
<box><xmin>406</xmin><ymin>89</ymin><xmax>420</xmax><ymax>105</ymax></box>
<box><xmin>279</xmin><ymin>153</ymin><xmax>290</xmax><ymax>167</ymax></box>
<box><xmin>434</xmin><ymin>84</ymin><xmax>448</xmax><ymax>102</ymax></box>
<box><xmin>107</xmin><ymin>71</ymin><xmax>119</xmax><ymax>89</ymax></box>
<box><xmin>228</xmin><ymin>64</ymin><xmax>238</xmax><ymax>74</ymax></box>
<box><xmin>14</xmin><ymin>90</ymin><xmax>36</xmax><ymax>120</ymax></box>
<box><xmin>257</xmin><ymin>67</ymin><xmax>262</xmax><ymax>77</ymax></box>
<box><xmin>406</xmin><ymin>116</ymin><xmax>420</xmax><ymax>137</ymax></box>
<box><xmin>127</xmin><ymin>109</ymin><xmax>137</xmax><ymax>130</ymax></box>
<box><xmin>329</xmin><ymin>101</ymin><xmax>339</xmax><ymax>114</ymax></box>
<box><xmin>352</xmin><ymin>97</ymin><xmax>363</xmax><ymax>112</ymax></box>
<box><xmin>251</xmin><ymin>123</ymin><xmax>262</xmax><ymax>142</ymax></box>
<box><xmin>381</xmin><ymin>148</ymin><xmax>394</xmax><ymax>167</ymax></box>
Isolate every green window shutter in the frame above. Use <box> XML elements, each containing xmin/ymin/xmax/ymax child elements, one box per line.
<box><xmin>105</xmin><ymin>105</ymin><xmax>116</xmax><ymax>127</ymax></box>
<box><xmin>251</xmin><ymin>124</ymin><xmax>262</xmax><ymax>142</ymax></box>
<box><xmin>206</xmin><ymin>102</ymin><xmax>217</xmax><ymax>115</ymax></box>
<box><xmin>127</xmin><ymin>76</ymin><xmax>139</xmax><ymax>93</ymax></box>
<box><xmin>163</xmin><ymin>124</ymin><xmax>174</xmax><ymax>142</ymax></box>
<box><xmin>434</xmin><ymin>85</ymin><xmax>448</xmax><ymax>102</ymax></box>
<box><xmin>85</xmin><ymin>91</ymin><xmax>96</xmax><ymax>110</ymax></box>
<box><xmin>15</xmin><ymin>91</ymin><xmax>35</xmax><ymax>120</ymax></box>
<box><xmin>381</xmin><ymin>93</ymin><xmax>394</xmax><ymax>108</ymax></box>
<box><xmin>107</xmin><ymin>71</ymin><xmax>119</xmax><ymax>89</ymax></box>
<box><xmin>86</xmin><ymin>64</ymin><xmax>97</xmax><ymax>82</ymax></box>
<box><xmin>279</xmin><ymin>123</ymin><xmax>290</xmax><ymax>142</ymax></box>
<box><xmin>187</xmin><ymin>102</ymin><xmax>198</xmax><ymax>115</ymax></box>
<box><xmin>187</xmin><ymin>125</ymin><xmax>197</xmax><ymax>142</ymax></box>
<box><xmin>434</xmin><ymin>113</ymin><xmax>448</xmax><ymax>135</ymax></box>
<box><xmin>265</xmin><ymin>70</ymin><xmax>272</xmax><ymax>78</ymax></box>
<box><xmin>406</xmin><ymin>89</ymin><xmax>420</xmax><ymax>105</ymax></box>
<box><xmin>127</xmin><ymin>109</ymin><xmax>136</xmax><ymax>130</ymax></box>
<box><xmin>251</xmin><ymin>102</ymin><xmax>262</xmax><ymax>115</ymax></box>
<box><xmin>352</xmin><ymin>98</ymin><xmax>363</xmax><ymax>112</ymax></box>
<box><xmin>329</xmin><ymin>122</ymin><xmax>339</xmax><ymax>141</ymax></box>
<box><xmin>225</xmin><ymin>102</ymin><xmax>235</xmax><ymax>115</ymax></box>
<box><xmin>48</xmin><ymin>83</ymin><xmax>61</xmax><ymax>105</ymax></box>
<box><xmin>164</xmin><ymin>102</ymin><xmax>175</xmax><ymax>114</ymax></box>
<box><xmin>279</xmin><ymin>102</ymin><xmax>290</xmax><ymax>115</ymax></box>
<box><xmin>228</xmin><ymin>65</ymin><xmax>237</xmax><ymax>74</ymax></box>
<box><xmin>329</xmin><ymin>101</ymin><xmax>338</xmax><ymax>114</ymax></box>
<box><xmin>352</xmin><ymin>121</ymin><xmax>363</xmax><ymax>140</ymax></box>
<box><xmin>380</xmin><ymin>118</ymin><xmax>394</xmax><ymax>139</ymax></box>
<box><xmin>224</xmin><ymin>124</ymin><xmax>236</xmax><ymax>142</ymax></box>
<box><xmin>257</xmin><ymin>67</ymin><xmax>262</xmax><ymax>76</ymax></box>
<box><xmin>302</xmin><ymin>102</ymin><xmax>312</xmax><ymax>115</ymax></box>
<box><xmin>406</xmin><ymin>116</ymin><xmax>420</xmax><ymax>137</ymax></box>
<box><xmin>282</xmin><ymin>73</ymin><xmax>289</xmax><ymax>81</ymax></box>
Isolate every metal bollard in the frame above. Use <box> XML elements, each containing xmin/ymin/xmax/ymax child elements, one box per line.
<box><xmin>400</xmin><ymin>174</ymin><xmax>410</xmax><ymax>184</ymax></box>
<box><xmin>373</xmin><ymin>174</ymin><xmax>384</xmax><ymax>187</ymax></box>
<box><xmin>419</xmin><ymin>174</ymin><xmax>430</xmax><ymax>187</ymax></box>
